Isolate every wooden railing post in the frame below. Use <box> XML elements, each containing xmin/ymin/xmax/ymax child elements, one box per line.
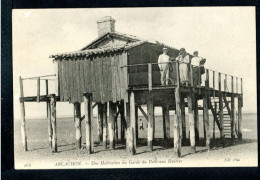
<box><xmin>148</xmin><ymin>63</ymin><xmax>152</xmax><ymax>91</ymax></box>
<box><xmin>218</xmin><ymin>73</ymin><xmax>221</xmax><ymax>91</ymax></box>
<box><xmin>19</xmin><ymin>76</ymin><xmax>28</xmax><ymax>151</ymax></box>
<box><xmin>206</xmin><ymin>69</ymin><xmax>209</xmax><ymax>88</ymax></box>
<box><xmin>224</xmin><ymin>74</ymin><xmax>227</xmax><ymax>92</ymax></box>
<box><xmin>213</xmin><ymin>71</ymin><xmax>215</xmax><ymax>92</ymax></box>
<box><xmin>37</xmin><ymin>77</ymin><xmax>40</xmax><ymax>103</ymax></box>
<box><xmin>198</xmin><ymin>63</ymin><xmax>201</xmax><ymax>94</ymax></box>
<box><xmin>190</xmin><ymin>64</ymin><xmax>194</xmax><ymax>87</ymax></box>
<box><xmin>241</xmin><ymin>78</ymin><xmax>243</xmax><ymax>106</ymax></box>
<box><xmin>236</xmin><ymin>77</ymin><xmax>238</xmax><ymax>94</ymax></box>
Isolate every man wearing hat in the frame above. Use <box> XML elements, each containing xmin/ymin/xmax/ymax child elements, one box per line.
<box><xmin>176</xmin><ymin>48</ymin><xmax>190</xmax><ymax>86</ymax></box>
<box><xmin>191</xmin><ymin>51</ymin><xmax>206</xmax><ymax>86</ymax></box>
<box><xmin>191</xmin><ymin>51</ymin><xmax>202</xmax><ymax>67</ymax></box>
<box><xmin>158</xmin><ymin>47</ymin><xmax>170</xmax><ymax>85</ymax></box>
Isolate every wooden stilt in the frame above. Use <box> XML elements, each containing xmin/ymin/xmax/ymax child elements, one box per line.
<box><xmin>174</xmin><ymin>61</ymin><xmax>181</xmax><ymax>157</ymax></box>
<box><xmin>109</xmin><ymin>102</ymin><xmax>117</xmax><ymax>150</ymax></box>
<box><xmin>180</xmin><ymin>95</ymin><xmax>186</xmax><ymax>145</ymax></box>
<box><xmin>203</xmin><ymin>109</ymin><xmax>206</xmax><ymax>142</ymax></box>
<box><xmin>102</xmin><ymin>103</ymin><xmax>108</xmax><ymax>148</ymax></box>
<box><xmin>50</xmin><ymin>94</ymin><xmax>57</xmax><ymax>152</ymax></box>
<box><xmin>238</xmin><ymin>96</ymin><xmax>243</xmax><ymax>141</ymax></box>
<box><xmin>174</xmin><ymin>88</ymin><xmax>181</xmax><ymax>157</ymax></box>
<box><xmin>135</xmin><ymin>105</ymin><xmax>138</xmax><ymax>140</ymax></box>
<box><xmin>219</xmin><ymin>92</ymin><xmax>225</xmax><ymax>147</ymax></box>
<box><xmin>115</xmin><ymin>116</ymin><xmax>118</xmax><ymax>142</ymax></box>
<box><xmin>45</xmin><ymin>80</ymin><xmax>49</xmax><ymax>118</ymax></box>
<box><xmin>74</xmin><ymin>102</ymin><xmax>82</xmax><ymax>149</ymax></box>
<box><xmin>203</xmin><ymin>94</ymin><xmax>210</xmax><ymax>150</ymax></box>
<box><xmin>162</xmin><ymin>104</ymin><xmax>170</xmax><ymax>140</ymax></box>
<box><xmin>119</xmin><ymin>101</ymin><xmax>125</xmax><ymax>142</ymax></box>
<box><xmin>19</xmin><ymin>76</ymin><xmax>28</xmax><ymax>151</ymax></box>
<box><xmin>97</xmin><ymin>103</ymin><xmax>103</xmax><ymax>144</ymax></box>
<box><xmin>125</xmin><ymin>99</ymin><xmax>131</xmax><ymax>152</ymax></box>
<box><xmin>84</xmin><ymin>93</ymin><xmax>94</xmax><ymax>153</ymax></box>
<box><xmin>194</xmin><ymin>95</ymin><xmax>199</xmax><ymax>144</ymax></box>
<box><xmin>147</xmin><ymin>93</ymin><xmax>154</xmax><ymax>151</ymax></box>
<box><xmin>162</xmin><ymin>106</ymin><xmax>166</xmax><ymax>139</ymax></box>
<box><xmin>187</xmin><ymin>93</ymin><xmax>196</xmax><ymax>153</ymax></box>
<box><xmin>47</xmin><ymin>100</ymin><xmax>52</xmax><ymax>151</ymax></box>
<box><xmin>231</xmin><ymin>95</ymin><xmax>235</xmax><ymax>141</ymax></box>
<box><xmin>128</xmin><ymin>91</ymin><xmax>136</xmax><ymax>154</ymax></box>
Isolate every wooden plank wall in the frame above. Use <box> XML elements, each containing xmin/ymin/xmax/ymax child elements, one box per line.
<box><xmin>127</xmin><ymin>43</ymin><xmax>179</xmax><ymax>86</ymax></box>
<box><xmin>57</xmin><ymin>53</ymin><xmax>127</xmax><ymax>103</ymax></box>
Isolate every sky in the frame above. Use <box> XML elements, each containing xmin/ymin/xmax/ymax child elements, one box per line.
<box><xmin>12</xmin><ymin>7</ymin><xmax>256</xmax><ymax>119</ymax></box>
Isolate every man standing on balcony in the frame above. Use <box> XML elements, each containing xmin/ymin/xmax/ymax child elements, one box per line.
<box><xmin>176</xmin><ymin>48</ymin><xmax>190</xmax><ymax>86</ymax></box>
<box><xmin>191</xmin><ymin>51</ymin><xmax>206</xmax><ymax>86</ymax></box>
<box><xmin>158</xmin><ymin>47</ymin><xmax>170</xmax><ymax>85</ymax></box>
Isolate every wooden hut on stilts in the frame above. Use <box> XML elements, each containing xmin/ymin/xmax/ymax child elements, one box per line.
<box><xmin>19</xmin><ymin>16</ymin><xmax>243</xmax><ymax>157</ymax></box>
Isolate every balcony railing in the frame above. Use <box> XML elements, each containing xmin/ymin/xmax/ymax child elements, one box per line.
<box><xmin>121</xmin><ymin>60</ymin><xmax>243</xmax><ymax>95</ymax></box>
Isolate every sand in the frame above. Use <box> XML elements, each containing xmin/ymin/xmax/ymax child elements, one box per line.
<box><xmin>14</xmin><ymin>114</ymin><xmax>258</xmax><ymax>169</ymax></box>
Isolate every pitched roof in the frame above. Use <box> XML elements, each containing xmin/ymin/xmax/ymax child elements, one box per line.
<box><xmin>49</xmin><ymin>41</ymin><xmax>147</xmax><ymax>59</ymax></box>
<box><xmin>50</xmin><ymin>31</ymin><xmax>182</xmax><ymax>59</ymax></box>
<box><xmin>80</xmin><ymin>31</ymin><xmax>143</xmax><ymax>50</ymax></box>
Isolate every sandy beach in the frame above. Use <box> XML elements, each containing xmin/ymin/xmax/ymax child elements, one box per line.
<box><xmin>14</xmin><ymin>113</ymin><xmax>258</xmax><ymax>169</ymax></box>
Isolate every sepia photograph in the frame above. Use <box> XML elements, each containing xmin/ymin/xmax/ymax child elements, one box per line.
<box><xmin>12</xmin><ymin>7</ymin><xmax>257</xmax><ymax>169</ymax></box>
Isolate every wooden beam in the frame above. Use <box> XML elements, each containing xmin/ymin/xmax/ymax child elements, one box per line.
<box><xmin>19</xmin><ymin>76</ymin><xmax>28</xmax><ymax>151</ymax></box>
<box><xmin>97</xmin><ymin>103</ymin><xmax>103</xmax><ymax>144</ymax></box>
<box><xmin>238</xmin><ymin>96</ymin><xmax>243</xmax><ymax>141</ymax></box>
<box><xmin>147</xmin><ymin>93</ymin><xmax>154</xmax><ymax>151</ymax></box>
<box><xmin>194</xmin><ymin>95</ymin><xmax>199</xmax><ymax>144</ymax></box>
<box><xmin>174</xmin><ymin>60</ymin><xmax>181</xmax><ymax>157</ymax></box>
<box><xmin>135</xmin><ymin>105</ymin><xmax>138</xmax><ymax>140</ymax></box>
<box><xmin>224</xmin><ymin>74</ymin><xmax>227</xmax><ymax>92</ymax></box>
<box><xmin>50</xmin><ymin>94</ymin><xmax>57</xmax><ymax>152</ymax></box>
<box><xmin>203</xmin><ymin>94</ymin><xmax>210</xmax><ymax>150</ymax></box>
<box><xmin>46</xmin><ymin>80</ymin><xmax>49</xmax><ymax>118</ymax></box>
<box><xmin>219</xmin><ymin>92</ymin><xmax>225</xmax><ymax>147</ymax></box>
<box><xmin>47</xmin><ymin>101</ymin><xmax>52</xmax><ymax>152</ymax></box>
<box><xmin>188</xmin><ymin>93</ymin><xmax>196</xmax><ymax>153</ymax></box>
<box><xmin>74</xmin><ymin>102</ymin><xmax>82</xmax><ymax>149</ymax></box>
<box><xmin>109</xmin><ymin>102</ymin><xmax>117</xmax><ymax>150</ymax></box>
<box><xmin>218</xmin><ymin>73</ymin><xmax>221</xmax><ymax>91</ymax></box>
<box><xmin>119</xmin><ymin>101</ymin><xmax>125</xmax><ymax>142</ymax></box>
<box><xmin>92</xmin><ymin>102</ymin><xmax>98</xmax><ymax>109</ymax></box>
<box><xmin>37</xmin><ymin>77</ymin><xmax>40</xmax><ymax>103</ymax></box>
<box><xmin>125</xmin><ymin>100</ymin><xmax>131</xmax><ymax>153</ymax></box>
<box><xmin>180</xmin><ymin>95</ymin><xmax>186</xmax><ymax>145</ymax></box>
<box><xmin>162</xmin><ymin>104</ymin><xmax>170</xmax><ymax>140</ymax></box>
<box><xmin>129</xmin><ymin>91</ymin><xmax>136</xmax><ymax>154</ymax></box>
<box><xmin>138</xmin><ymin>106</ymin><xmax>148</xmax><ymax>121</ymax></box>
<box><xmin>102</xmin><ymin>102</ymin><xmax>108</xmax><ymax>148</ymax></box>
<box><xmin>84</xmin><ymin>93</ymin><xmax>94</xmax><ymax>153</ymax></box>
<box><xmin>148</xmin><ymin>63</ymin><xmax>152</xmax><ymax>91</ymax></box>
<box><xmin>231</xmin><ymin>95</ymin><xmax>235</xmax><ymax>142</ymax></box>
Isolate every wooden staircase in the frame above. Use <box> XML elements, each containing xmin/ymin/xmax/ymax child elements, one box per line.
<box><xmin>209</xmin><ymin>95</ymin><xmax>233</xmax><ymax>139</ymax></box>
